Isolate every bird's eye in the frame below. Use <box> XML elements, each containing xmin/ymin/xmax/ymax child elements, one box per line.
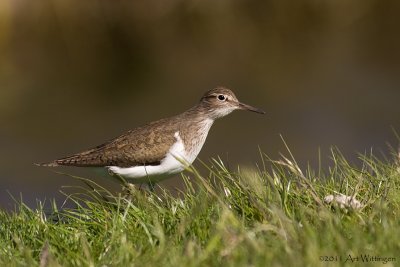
<box><xmin>217</xmin><ymin>94</ymin><xmax>226</xmax><ymax>101</ymax></box>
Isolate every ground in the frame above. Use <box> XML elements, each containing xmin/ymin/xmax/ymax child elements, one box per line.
<box><xmin>1</xmin><ymin>147</ymin><xmax>399</xmax><ymax>266</ymax></box>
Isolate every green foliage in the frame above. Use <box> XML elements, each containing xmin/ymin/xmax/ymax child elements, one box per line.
<box><xmin>1</xmin><ymin>148</ymin><xmax>400</xmax><ymax>266</ymax></box>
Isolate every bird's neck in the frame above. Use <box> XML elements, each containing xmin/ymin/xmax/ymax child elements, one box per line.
<box><xmin>183</xmin><ymin>102</ymin><xmax>216</xmax><ymax>121</ymax></box>
<box><xmin>177</xmin><ymin>103</ymin><xmax>215</xmax><ymax>151</ymax></box>
<box><xmin>180</xmin><ymin>103</ymin><xmax>215</xmax><ymax>130</ymax></box>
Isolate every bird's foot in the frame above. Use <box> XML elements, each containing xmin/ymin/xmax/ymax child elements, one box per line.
<box><xmin>121</xmin><ymin>182</ymin><xmax>156</xmax><ymax>200</ymax></box>
<box><xmin>121</xmin><ymin>183</ymin><xmax>140</xmax><ymax>201</ymax></box>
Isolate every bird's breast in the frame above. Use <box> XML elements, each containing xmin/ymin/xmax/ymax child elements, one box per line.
<box><xmin>181</xmin><ymin>118</ymin><xmax>214</xmax><ymax>163</ymax></box>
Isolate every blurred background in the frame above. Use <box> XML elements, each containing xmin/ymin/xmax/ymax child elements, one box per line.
<box><xmin>1</xmin><ymin>0</ymin><xmax>399</xmax><ymax>210</ymax></box>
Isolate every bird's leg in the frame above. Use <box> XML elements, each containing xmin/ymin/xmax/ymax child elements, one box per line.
<box><xmin>139</xmin><ymin>181</ymin><xmax>156</xmax><ymax>192</ymax></box>
<box><xmin>141</xmin><ymin>165</ymin><xmax>156</xmax><ymax>192</ymax></box>
<box><xmin>147</xmin><ymin>181</ymin><xmax>156</xmax><ymax>192</ymax></box>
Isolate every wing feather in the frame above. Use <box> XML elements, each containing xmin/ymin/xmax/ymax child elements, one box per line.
<box><xmin>43</xmin><ymin>118</ymin><xmax>179</xmax><ymax>167</ymax></box>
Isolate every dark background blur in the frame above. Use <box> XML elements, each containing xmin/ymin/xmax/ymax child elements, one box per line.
<box><xmin>1</xmin><ymin>0</ymin><xmax>399</xmax><ymax>210</ymax></box>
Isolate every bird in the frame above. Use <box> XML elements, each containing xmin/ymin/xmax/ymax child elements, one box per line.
<box><xmin>36</xmin><ymin>87</ymin><xmax>265</xmax><ymax>186</ymax></box>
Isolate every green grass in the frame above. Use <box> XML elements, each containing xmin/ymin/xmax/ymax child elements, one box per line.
<box><xmin>1</xmin><ymin>146</ymin><xmax>400</xmax><ymax>266</ymax></box>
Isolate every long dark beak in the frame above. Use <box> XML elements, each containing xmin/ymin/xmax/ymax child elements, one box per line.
<box><xmin>238</xmin><ymin>102</ymin><xmax>266</xmax><ymax>114</ymax></box>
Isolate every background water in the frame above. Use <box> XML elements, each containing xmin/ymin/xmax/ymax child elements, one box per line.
<box><xmin>1</xmin><ymin>0</ymin><xmax>399</xmax><ymax>210</ymax></box>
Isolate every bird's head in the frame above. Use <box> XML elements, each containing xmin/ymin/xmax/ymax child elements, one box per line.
<box><xmin>199</xmin><ymin>87</ymin><xmax>265</xmax><ymax>119</ymax></box>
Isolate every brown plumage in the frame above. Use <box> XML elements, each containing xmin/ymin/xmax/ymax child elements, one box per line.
<box><xmin>39</xmin><ymin>118</ymin><xmax>178</xmax><ymax>167</ymax></box>
<box><xmin>37</xmin><ymin>87</ymin><xmax>265</xmax><ymax>172</ymax></box>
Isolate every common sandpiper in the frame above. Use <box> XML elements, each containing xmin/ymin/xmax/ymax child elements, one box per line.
<box><xmin>37</xmin><ymin>87</ymin><xmax>265</xmax><ymax>186</ymax></box>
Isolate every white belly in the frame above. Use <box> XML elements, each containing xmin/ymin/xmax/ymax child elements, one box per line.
<box><xmin>107</xmin><ymin>130</ymin><xmax>205</xmax><ymax>184</ymax></box>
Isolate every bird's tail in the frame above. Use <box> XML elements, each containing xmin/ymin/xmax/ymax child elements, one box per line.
<box><xmin>34</xmin><ymin>161</ymin><xmax>60</xmax><ymax>167</ymax></box>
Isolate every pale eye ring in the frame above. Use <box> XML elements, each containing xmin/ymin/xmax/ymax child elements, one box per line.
<box><xmin>217</xmin><ymin>94</ymin><xmax>226</xmax><ymax>101</ymax></box>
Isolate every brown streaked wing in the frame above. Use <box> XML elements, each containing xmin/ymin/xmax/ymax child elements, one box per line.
<box><xmin>52</xmin><ymin>118</ymin><xmax>179</xmax><ymax>167</ymax></box>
